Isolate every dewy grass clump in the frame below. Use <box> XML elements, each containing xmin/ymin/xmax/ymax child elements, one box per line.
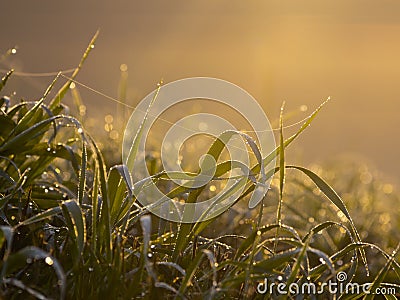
<box><xmin>0</xmin><ymin>35</ymin><xmax>399</xmax><ymax>299</ymax></box>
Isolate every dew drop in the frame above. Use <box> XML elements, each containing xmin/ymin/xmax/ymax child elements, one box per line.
<box><xmin>26</xmin><ymin>258</ymin><xmax>33</xmax><ymax>264</ymax></box>
<box><xmin>77</xmin><ymin>128</ymin><xmax>83</xmax><ymax>134</ymax></box>
<box><xmin>147</xmin><ymin>253</ymin><xmax>153</xmax><ymax>258</ymax></box>
<box><xmin>45</xmin><ymin>257</ymin><xmax>54</xmax><ymax>266</ymax></box>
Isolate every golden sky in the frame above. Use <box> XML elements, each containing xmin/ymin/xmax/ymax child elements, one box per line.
<box><xmin>2</xmin><ymin>0</ymin><xmax>400</xmax><ymax>184</ymax></box>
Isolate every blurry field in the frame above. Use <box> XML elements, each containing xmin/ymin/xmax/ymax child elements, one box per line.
<box><xmin>0</xmin><ymin>36</ymin><xmax>399</xmax><ymax>299</ymax></box>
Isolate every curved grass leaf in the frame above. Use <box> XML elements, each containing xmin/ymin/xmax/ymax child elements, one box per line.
<box><xmin>364</xmin><ymin>243</ymin><xmax>400</xmax><ymax>300</ymax></box>
<box><xmin>0</xmin><ymin>115</ymin><xmax>64</xmax><ymax>154</ymax></box>
<box><xmin>78</xmin><ymin>142</ymin><xmax>87</xmax><ymax>205</ymax></box>
<box><xmin>16</xmin><ymin>206</ymin><xmax>62</xmax><ymax>227</ymax></box>
<box><xmin>11</xmin><ymin>73</ymin><xmax>59</xmax><ymax>137</ymax></box>
<box><xmin>285</xmin><ymin>236</ymin><xmax>311</xmax><ymax>291</ymax></box>
<box><xmin>0</xmin><ymin>226</ymin><xmax>13</xmax><ymax>259</ymax></box>
<box><xmin>286</xmin><ymin>165</ymin><xmax>367</xmax><ymax>272</ymax></box>
<box><xmin>1</xmin><ymin>246</ymin><xmax>66</xmax><ymax>299</ymax></box>
<box><xmin>61</xmin><ymin>200</ymin><xmax>86</xmax><ymax>259</ymax></box>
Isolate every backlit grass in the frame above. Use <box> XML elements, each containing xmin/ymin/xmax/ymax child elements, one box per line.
<box><xmin>0</xmin><ymin>35</ymin><xmax>399</xmax><ymax>299</ymax></box>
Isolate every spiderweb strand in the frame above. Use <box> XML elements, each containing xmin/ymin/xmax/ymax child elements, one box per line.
<box><xmin>0</xmin><ymin>68</ymin><xmax>76</xmax><ymax>77</ymax></box>
<box><xmin>59</xmin><ymin>74</ymin><xmax>314</xmax><ymax>133</ymax></box>
<box><xmin>0</xmin><ymin>68</ymin><xmax>315</xmax><ymax>133</ymax></box>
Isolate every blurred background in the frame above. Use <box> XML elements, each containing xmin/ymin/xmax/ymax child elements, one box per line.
<box><xmin>1</xmin><ymin>0</ymin><xmax>399</xmax><ymax>186</ymax></box>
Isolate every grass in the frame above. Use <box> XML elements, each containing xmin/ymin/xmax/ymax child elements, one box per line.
<box><xmin>0</xmin><ymin>35</ymin><xmax>399</xmax><ymax>299</ymax></box>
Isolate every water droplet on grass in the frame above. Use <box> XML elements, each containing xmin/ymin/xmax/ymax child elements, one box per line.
<box><xmin>45</xmin><ymin>257</ymin><xmax>54</xmax><ymax>266</ymax></box>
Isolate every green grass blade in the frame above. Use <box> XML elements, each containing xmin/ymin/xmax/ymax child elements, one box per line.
<box><xmin>274</xmin><ymin>102</ymin><xmax>286</xmax><ymax>253</ymax></box>
<box><xmin>126</xmin><ymin>83</ymin><xmax>161</xmax><ymax>171</ymax></box>
<box><xmin>49</xmin><ymin>30</ymin><xmax>99</xmax><ymax>111</ymax></box>
<box><xmin>16</xmin><ymin>206</ymin><xmax>62</xmax><ymax>227</ymax></box>
<box><xmin>2</xmin><ymin>246</ymin><xmax>66</xmax><ymax>299</ymax></box>
<box><xmin>0</xmin><ymin>69</ymin><xmax>13</xmax><ymax>92</ymax></box>
<box><xmin>78</xmin><ymin>142</ymin><xmax>87</xmax><ymax>205</ymax></box>
<box><xmin>285</xmin><ymin>236</ymin><xmax>311</xmax><ymax>291</ymax></box>
<box><xmin>91</xmin><ymin>165</ymin><xmax>99</xmax><ymax>254</ymax></box>
<box><xmin>286</xmin><ymin>165</ymin><xmax>367</xmax><ymax>271</ymax></box>
<box><xmin>364</xmin><ymin>243</ymin><xmax>400</xmax><ymax>300</ymax></box>
<box><xmin>260</xmin><ymin>98</ymin><xmax>330</xmax><ymax>170</ymax></box>
<box><xmin>11</xmin><ymin>73</ymin><xmax>59</xmax><ymax>136</ymax></box>
<box><xmin>61</xmin><ymin>200</ymin><xmax>86</xmax><ymax>259</ymax></box>
<box><xmin>177</xmin><ymin>249</ymin><xmax>212</xmax><ymax>298</ymax></box>
<box><xmin>0</xmin><ymin>115</ymin><xmax>63</xmax><ymax>153</ymax></box>
<box><xmin>88</xmin><ymin>135</ymin><xmax>112</xmax><ymax>260</ymax></box>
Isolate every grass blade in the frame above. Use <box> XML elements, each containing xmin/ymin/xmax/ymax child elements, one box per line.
<box><xmin>286</xmin><ymin>165</ymin><xmax>367</xmax><ymax>271</ymax></box>
<box><xmin>2</xmin><ymin>246</ymin><xmax>66</xmax><ymax>299</ymax></box>
<box><xmin>61</xmin><ymin>200</ymin><xmax>86</xmax><ymax>260</ymax></box>
<box><xmin>49</xmin><ymin>30</ymin><xmax>99</xmax><ymax>111</ymax></box>
<box><xmin>0</xmin><ymin>69</ymin><xmax>13</xmax><ymax>92</ymax></box>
